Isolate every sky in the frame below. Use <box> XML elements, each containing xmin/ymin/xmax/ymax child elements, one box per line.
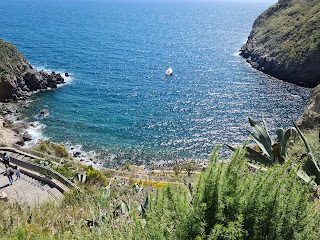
<box><xmin>65</xmin><ymin>0</ymin><xmax>277</xmax><ymax>3</ymax></box>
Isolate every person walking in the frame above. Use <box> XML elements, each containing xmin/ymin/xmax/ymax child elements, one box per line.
<box><xmin>14</xmin><ymin>166</ymin><xmax>21</xmax><ymax>180</ymax></box>
<box><xmin>2</xmin><ymin>153</ymin><xmax>10</xmax><ymax>165</ymax></box>
<box><xmin>3</xmin><ymin>165</ymin><xmax>14</xmax><ymax>185</ymax></box>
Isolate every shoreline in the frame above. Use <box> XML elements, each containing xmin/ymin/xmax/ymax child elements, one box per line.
<box><xmin>0</xmin><ymin>101</ymin><xmax>29</xmax><ymax>147</ymax></box>
<box><xmin>0</xmin><ymin>69</ymin><xmax>312</xmax><ymax>172</ymax></box>
<box><xmin>0</xmin><ymin>99</ymin><xmax>209</xmax><ymax>171</ymax></box>
<box><xmin>0</xmin><ymin>93</ymin><xmax>107</xmax><ymax>169</ymax></box>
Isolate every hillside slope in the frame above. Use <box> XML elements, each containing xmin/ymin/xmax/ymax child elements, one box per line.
<box><xmin>0</xmin><ymin>39</ymin><xmax>64</xmax><ymax>100</ymax></box>
<box><xmin>240</xmin><ymin>0</ymin><xmax>320</xmax><ymax>87</ymax></box>
<box><xmin>297</xmin><ymin>84</ymin><xmax>320</xmax><ymax>129</ymax></box>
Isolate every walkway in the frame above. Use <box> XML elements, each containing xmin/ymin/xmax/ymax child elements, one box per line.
<box><xmin>0</xmin><ymin>148</ymin><xmax>71</xmax><ymax>205</ymax></box>
<box><xmin>0</xmin><ymin>163</ymin><xmax>63</xmax><ymax>204</ymax></box>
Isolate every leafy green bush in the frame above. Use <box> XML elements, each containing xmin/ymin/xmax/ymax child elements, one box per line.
<box><xmin>183</xmin><ymin>162</ymin><xmax>197</xmax><ymax>176</ymax></box>
<box><xmin>85</xmin><ymin>165</ymin><xmax>107</xmax><ymax>185</ymax></box>
<box><xmin>0</xmin><ymin>146</ymin><xmax>319</xmax><ymax>239</ymax></box>
<box><xmin>176</xmin><ymin>148</ymin><xmax>320</xmax><ymax>239</ymax></box>
<box><xmin>55</xmin><ymin>144</ymin><xmax>69</xmax><ymax>158</ymax></box>
<box><xmin>34</xmin><ymin>140</ymin><xmax>70</xmax><ymax>159</ymax></box>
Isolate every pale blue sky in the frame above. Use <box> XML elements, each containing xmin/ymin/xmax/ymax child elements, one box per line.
<box><xmin>77</xmin><ymin>0</ymin><xmax>277</xmax><ymax>3</ymax></box>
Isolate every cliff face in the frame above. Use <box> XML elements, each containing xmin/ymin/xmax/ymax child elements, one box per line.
<box><xmin>0</xmin><ymin>39</ymin><xmax>64</xmax><ymax>101</ymax></box>
<box><xmin>240</xmin><ymin>0</ymin><xmax>320</xmax><ymax>87</ymax></box>
<box><xmin>297</xmin><ymin>84</ymin><xmax>320</xmax><ymax>129</ymax></box>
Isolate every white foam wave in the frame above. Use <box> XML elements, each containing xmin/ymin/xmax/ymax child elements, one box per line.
<box><xmin>22</xmin><ymin>121</ymin><xmax>47</xmax><ymax>148</ymax></box>
<box><xmin>63</xmin><ymin>143</ymin><xmax>105</xmax><ymax>169</ymax></box>
<box><xmin>232</xmin><ymin>50</ymin><xmax>241</xmax><ymax>57</ymax></box>
<box><xmin>33</xmin><ymin>65</ymin><xmax>74</xmax><ymax>86</ymax></box>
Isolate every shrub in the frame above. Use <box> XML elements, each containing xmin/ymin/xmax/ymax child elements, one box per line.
<box><xmin>172</xmin><ymin>165</ymin><xmax>182</xmax><ymax>176</ymax></box>
<box><xmin>183</xmin><ymin>162</ymin><xmax>197</xmax><ymax>176</ymax></box>
<box><xmin>176</xmin><ymin>147</ymin><xmax>320</xmax><ymax>239</ymax></box>
<box><xmin>0</xmin><ymin>145</ymin><xmax>319</xmax><ymax>239</ymax></box>
<box><xmin>85</xmin><ymin>165</ymin><xmax>107</xmax><ymax>185</ymax></box>
<box><xmin>55</xmin><ymin>144</ymin><xmax>69</xmax><ymax>158</ymax></box>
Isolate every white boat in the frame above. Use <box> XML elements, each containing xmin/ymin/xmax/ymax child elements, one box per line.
<box><xmin>165</xmin><ymin>67</ymin><xmax>173</xmax><ymax>76</ymax></box>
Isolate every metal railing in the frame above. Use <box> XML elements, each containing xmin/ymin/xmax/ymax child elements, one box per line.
<box><xmin>0</xmin><ymin>147</ymin><xmax>82</xmax><ymax>193</ymax></box>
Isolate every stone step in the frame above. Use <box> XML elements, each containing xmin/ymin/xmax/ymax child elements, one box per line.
<box><xmin>4</xmin><ymin>152</ymin><xmax>13</xmax><ymax>157</ymax></box>
<box><xmin>2</xmin><ymin>171</ymin><xmax>63</xmax><ymax>204</ymax></box>
<box><xmin>9</xmin><ymin>153</ymin><xmax>20</xmax><ymax>159</ymax></box>
<box><xmin>12</xmin><ymin>189</ymin><xmax>50</xmax><ymax>205</ymax></box>
<box><xmin>42</xmin><ymin>184</ymin><xmax>52</xmax><ymax>191</ymax></box>
<box><xmin>14</xmin><ymin>155</ymin><xmax>25</xmax><ymax>161</ymax></box>
<box><xmin>0</xmin><ymin>149</ymin><xmax>71</xmax><ymax>205</ymax></box>
<box><xmin>20</xmin><ymin>177</ymin><xmax>41</xmax><ymax>186</ymax></box>
<box><xmin>22</xmin><ymin>156</ymin><xmax>31</xmax><ymax>162</ymax></box>
<box><xmin>48</xmin><ymin>187</ymin><xmax>63</xmax><ymax>201</ymax></box>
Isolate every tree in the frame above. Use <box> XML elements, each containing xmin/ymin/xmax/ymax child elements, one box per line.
<box><xmin>183</xmin><ymin>162</ymin><xmax>197</xmax><ymax>177</ymax></box>
<box><xmin>172</xmin><ymin>165</ymin><xmax>182</xmax><ymax>176</ymax></box>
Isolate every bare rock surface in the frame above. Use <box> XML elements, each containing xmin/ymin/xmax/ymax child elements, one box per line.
<box><xmin>297</xmin><ymin>84</ymin><xmax>320</xmax><ymax>129</ymax></box>
<box><xmin>0</xmin><ymin>39</ymin><xmax>65</xmax><ymax>101</ymax></box>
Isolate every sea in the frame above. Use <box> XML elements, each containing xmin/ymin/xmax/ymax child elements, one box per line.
<box><xmin>0</xmin><ymin>0</ymin><xmax>310</xmax><ymax>167</ymax></box>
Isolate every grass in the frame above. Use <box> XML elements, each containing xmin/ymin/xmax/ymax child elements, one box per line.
<box><xmin>287</xmin><ymin>128</ymin><xmax>320</xmax><ymax>165</ymax></box>
<box><xmin>1</xmin><ymin>142</ymin><xmax>320</xmax><ymax>239</ymax></box>
<box><xmin>249</xmin><ymin>0</ymin><xmax>320</xmax><ymax>62</ymax></box>
<box><xmin>0</xmin><ymin>39</ymin><xmax>26</xmax><ymax>80</ymax></box>
<box><xmin>33</xmin><ymin>140</ymin><xmax>70</xmax><ymax>159</ymax></box>
<box><xmin>3</xmin><ymin>118</ymin><xmax>320</xmax><ymax>239</ymax></box>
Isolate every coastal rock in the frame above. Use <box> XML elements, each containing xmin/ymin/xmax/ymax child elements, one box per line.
<box><xmin>297</xmin><ymin>84</ymin><xmax>320</xmax><ymax>129</ymax></box>
<box><xmin>11</xmin><ymin>122</ymin><xmax>26</xmax><ymax>134</ymax></box>
<box><xmin>22</xmin><ymin>131</ymin><xmax>32</xmax><ymax>141</ymax></box>
<box><xmin>39</xmin><ymin>109</ymin><xmax>50</xmax><ymax>118</ymax></box>
<box><xmin>65</xmin><ymin>72</ymin><xmax>69</xmax><ymax>77</ymax></box>
<box><xmin>73</xmin><ymin>152</ymin><xmax>81</xmax><ymax>157</ymax></box>
<box><xmin>14</xmin><ymin>136</ymin><xmax>25</xmax><ymax>146</ymax></box>
<box><xmin>0</xmin><ymin>39</ymin><xmax>65</xmax><ymax>101</ymax></box>
<box><xmin>240</xmin><ymin>0</ymin><xmax>320</xmax><ymax>87</ymax></box>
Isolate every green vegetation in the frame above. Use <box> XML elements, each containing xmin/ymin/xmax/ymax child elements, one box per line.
<box><xmin>34</xmin><ymin>140</ymin><xmax>70</xmax><ymax>159</ymax></box>
<box><xmin>251</xmin><ymin>0</ymin><xmax>320</xmax><ymax>62</ymax></box>
<box><xmin>1</xmin><ymin>140</ymin><xmax>320</xmax><ymax>239</ymax></box>
<box><xmin>229</xmin><ymin>117</ymin><xmax>320</xmax><ymax>186</ymax></box>
<box><xmin>1</xmin><ymin>116</ymin><xmax>320</xmax><ymax>239</ymax></box>
<box><xmin>183</xmin><ymin>162</ymin><xmax>197</xmax><ymax>176</ymax></box>
<box><xmin>0</xmin><ymin>39</ymin><xmax>26</xmax><ymax>80</ymax></box>
<box><xmin>233</xmin><ymin>117</ymin><xmax>296</xmax><ymax>165</ymax></box>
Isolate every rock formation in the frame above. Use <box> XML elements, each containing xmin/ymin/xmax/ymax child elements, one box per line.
<box><xmin>240</xmin><ymin>0</ymin><xmax>320</xmax><ymax>87</ymax></box>
<box><xmin>39</xmin><ymin>109</ymin><xmax>50</xmax><ymax>118</ymax></box>
<box><xmin>297</xmin><ymin>84</ymin><xmax>320</xmax><ymax>129</ymax></box>
<box><xmin>0</xmin><ymin>39</ymin><xmax>65</xmax><ymax>101</ymax></box>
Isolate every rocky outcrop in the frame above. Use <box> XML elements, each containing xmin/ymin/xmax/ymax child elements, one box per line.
<box><xmin>39</xmin><ymin>109</ymin><xmax>50</xmax><ymax>118</ymax></box>
<box><xmin>240</xmin><ymin>0</ymin><xmax>320</xmax><ymax>87</ymax></box>
<box><xmin>0</xmin><ymin>39</ymin><xmax>65</xmax><ymax>101</ymax></box>
<box><xmin>22</xmin><ymin>132</ymin><xmax>32</xmax><ymax>142</ymax></box>
<box><xmin>297</xmin><ymin>84</ymin><xmax>320</xmax><ymax>129</ymax></box>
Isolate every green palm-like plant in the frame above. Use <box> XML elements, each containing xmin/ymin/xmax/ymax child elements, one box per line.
<box><xmin>242</xmin><ymin>117</ymin><xmax>296</xmax><ymax>166</ymax></box>
<box><xmin>293</xmin><ymin>121</ymin><xmax>320</xmax><ymax>185</ymax></box>
<box><xmin>228</xmin><ymin>117</ymin><xmax>320</xmax><ymax>186</ymax></box>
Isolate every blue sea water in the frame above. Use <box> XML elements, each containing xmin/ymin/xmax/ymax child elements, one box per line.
<box><xmin>0</xmin><ymin>0</ymin><xmax>310</xmax><ymax>166</ymax></box>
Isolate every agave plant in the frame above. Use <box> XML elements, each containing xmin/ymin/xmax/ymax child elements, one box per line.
<box><xmin>137</xmin><ymin>193</ymin><xmax>149</xmax><ymax>219</ymax></box>
<box><xmin>293</xmin><ymin>122</ymin><xmax>320</xmax><ymax>185</ymax></box>
<box><xmin>228</xmin><ymin>117</ymin><xmax>320</xmax><ymax>186</ymax></box>
<box><xmin>76</xmin><ymin>170</ymin><xmax>87</xmax><ymax>183</ymax></box>
<box><xmin>234</xmin><ymin>117</ymin><xmax>296</xmax><ymax>166</ymax></box>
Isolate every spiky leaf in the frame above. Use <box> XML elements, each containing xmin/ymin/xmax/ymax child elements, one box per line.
<box><xmin>293</xmin><ymin>122</ymin><xmax>320</xmax><ymax>185</ymax></box>
<box><xmin>245</xmin><ymin>147</ymin><xmax>273</xmax><ymax>166</ymax></box>
<box><xmin>247</xmin><ymin>117</ymin><xmax>274</xmax><ymax>160</ymax></box>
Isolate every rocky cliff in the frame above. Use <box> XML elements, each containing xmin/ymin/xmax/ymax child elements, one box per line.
<box><xmin>297</xmin><ymin>84</ymin><xmax>320</xmax><ymax>129</ymax></box>
<box><xmin>0</xmin><ymin>39</ymin><xmax>65</xmax><ymax>101</ymax></box>
<box><xmin>240</xmin><ymin>0</ymin><xmax>320</xmax><ymax>87</ymax></box>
